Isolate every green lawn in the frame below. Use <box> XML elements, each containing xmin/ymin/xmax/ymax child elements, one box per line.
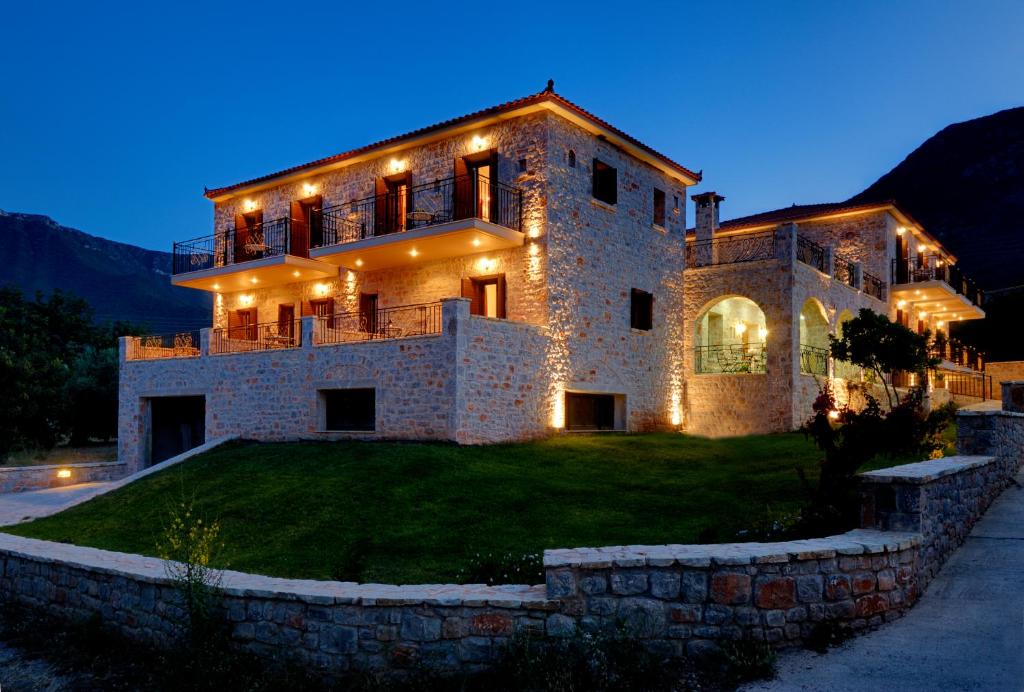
<box><xmin>1</xmin><ymin>432</ymin><xmax>932</xmax><ymax>584</ymax></box>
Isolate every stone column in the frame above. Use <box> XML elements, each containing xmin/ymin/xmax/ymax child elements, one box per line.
<box><xmin>118</xmin><ymin>335</ymin><xmax>130</xmax><ymax>363</ymax></box>
<box><xmin>199</xmin><ymin>328</ymin><xmax>211</xmax><ymax>357</ymax></box>
<box><xmin>1001</xmin><ymin>380</ymin><xmax>1024</xmax><ymax>412</ymax></box>
<box><xmin>823</xmin><ymin>246</ymin><xmax>835</xmax><ymax>278</ymax></box>
<box><xmin>301</xmin><ymin>316</ymin><xmax>316</xmax><ymax>349</ymax></box>
<box><xmin>852</xmin><ymin>261</ymin><xmax>863</xmax><ymax>290</ymax></box>
<box><xmin>776</xmin><ymin>223</ymin><xmax>798</xmax><ymax>265</ymax></box>
<box><xmin>443</xmin><ymin>297</ymin><xmax>471</xmax><ymax>442</ymax></box>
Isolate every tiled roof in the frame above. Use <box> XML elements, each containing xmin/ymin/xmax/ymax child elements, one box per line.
<box><xmin>717</xmin><ymin>200</ymin><xmax>899</xmax><ymax>231</ymax></box>
<box><xmin>204</xmin><ymin>85</ymin><xmax>701</xmax><ymax>199</ymax></box>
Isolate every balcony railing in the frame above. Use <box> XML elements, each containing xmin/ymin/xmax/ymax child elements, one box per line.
<box><xmin>127</xmin><ymin>331</ymin><xmax>201</xmax><ymax>360</ymax></box>
<box><xmin>929</xmin><ymin>338</ymin><xmax>984</xmax><ymax>372</ymax></box>
<box><xmin>210</xmin><ymin>319</ymin><xmax>302</xmax><ymax>354</ymax></box>
<box><xmin>316</xmin><ymin>175</ymin><xmax>522</xmax><ymax>248</ymax></box>
<box><xmin>799</xmin><ymin>344</ymin><xmax>829</xmax><ymax>376</ymax></box>
<box><xmin>936</xmin><ymin>371</ymin><xmax>994</xmax><ymax>400</ymax></box>
<box><xmin>891</xmin><ymin>257</ymin><xmax>982</xmax><ymax>306</ymax></box>
<box><xmin>832</xmin><ymin>253</ymin><xmax>859</xmax><ymax>289</ymax></box>
<box><xmin>173</xmin><ymin>217</ymin><xmax>295</xmax><ymax>275</ymax></box>
<box><xmin>315</xmin><ymin>302</ymin><xmax>443</xmax><ymax>344</ymax></box>
<box><xmin>796</xmin><ymin>235</ymin><xmax>827</xmax><ymax>273</ymax></box>
<box><xmin>863</xmin><ymin>272</ymin><xmax>886</xmax><ymax>301</ymax></box>
<box><xmin>684</xmin><ymin>231</ymin><xmax>777</xmax><ymax>268</ymax></box>
<box><xmin>695</xmin><ymin>343</ymin><xmax>767</xmax><ymax>374</ymax></box>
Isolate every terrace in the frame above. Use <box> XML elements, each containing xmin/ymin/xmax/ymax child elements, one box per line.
<box><xmin>170</xmin><ymin>174</ymin><xmax>524</xmax><ymax>291</ymax></box>
<box><xmin>890</xmin><ymin>255</ymin><xmax>984</xmax><ymax>322</ymax></box>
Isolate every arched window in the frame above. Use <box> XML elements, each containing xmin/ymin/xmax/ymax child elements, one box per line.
<box><xmin>568</xmin><ymin>150</ymin><xmax>576</xmax><ymax>168</ymax></box>
<box><xmin>695</xmin><ymin>296</ymin><xmax>767</xmax><ymax>373</ymax></box>
<box><xmin>799</xmin><ymin>298</ymin><xmax>830</xmax><ymax>376</ymax></box>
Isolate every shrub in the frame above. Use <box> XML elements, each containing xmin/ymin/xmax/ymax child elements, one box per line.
<box><xmin>718</xmin><ymin>639</ymin><xmax>777</xmax><ymax>684</ymax></box>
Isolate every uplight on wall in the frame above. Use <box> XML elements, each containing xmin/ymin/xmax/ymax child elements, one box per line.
<box><xmin>56</xmin><ymin>469</ymin><xmax>72</xmax><ymax>479</ymax></box>
<box><xmin>550</xmin><ymin>391</ymin><xmax>565</xmax><ymax>429</ymax></box>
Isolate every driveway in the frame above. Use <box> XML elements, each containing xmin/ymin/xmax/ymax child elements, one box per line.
<box><xmin>744</xmin><ymin>474</ymin><xmax>1024</xmax><ymax>691</ymax></box>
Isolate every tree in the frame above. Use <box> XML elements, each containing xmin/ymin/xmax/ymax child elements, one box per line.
<box><xmin>828</xmin><ymin>308</ymin><xmax>937</xmax><ymax>408</ymax></box>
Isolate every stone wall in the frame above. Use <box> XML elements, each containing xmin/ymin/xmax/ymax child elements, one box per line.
<box><xmin>0</xmin><ymin>461</ymin><xmax>128</xmax><ymax>495</ymax></box>
<box><xmin>120</xmin><ymin>300</ymin><xmax>552</xmax><ymax>470</ymax></box>
<box><xmin>985</xmin><ymin>361</ymin><xmax>1024</xmax><ymax>387</ymax></box>
<box><xmin>1</xmin><ymin>445</ymin><xmax>1019</xmax><ymax>675</ymax></box>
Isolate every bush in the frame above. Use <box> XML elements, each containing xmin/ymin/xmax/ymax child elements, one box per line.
<box><xmin>717</xmin><ymin>639</ymin><xmax>776</xmax><ymax>684</ymax></box>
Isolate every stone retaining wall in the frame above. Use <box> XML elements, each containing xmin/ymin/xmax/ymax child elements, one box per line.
<box><xmin>0</xmin><ymin>461</ymin><xmax>127</xmax><ymax>495</ymax></box>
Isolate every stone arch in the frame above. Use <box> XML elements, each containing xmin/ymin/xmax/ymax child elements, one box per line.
<box><xmin>694</xmin><ymin>295</ymin><xmax>767</xmax><ymax>374</ymax></box>
<box><xmin>836</xmin><ymin>309</ymin><xmax>855</xmax><ymax>338</ymax></box>
<box><xmin>800</xmin><ymin>298</ymin><xmax>830</xmax><ymax>375</ymax></box>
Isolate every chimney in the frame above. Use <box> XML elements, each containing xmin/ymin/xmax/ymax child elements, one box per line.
<box><xmin>692</xmin><ymin>191</ymin><xmax>725</xmax><ymax>243</ymax></box>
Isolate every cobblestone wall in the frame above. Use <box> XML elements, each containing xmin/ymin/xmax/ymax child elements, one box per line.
<box><xmin>0</xmin><ymin>461</ymin><xmax>128</xmax><ymax>495</ymax></box>
<box><xmin>1</xmin><ymin>450</ymin><xmax>1018</xmax><ymax>675</ymax></box>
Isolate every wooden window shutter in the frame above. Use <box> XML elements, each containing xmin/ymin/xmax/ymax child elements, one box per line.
<box><xmin>454</xmin><ymin>157</ymin><xmax>472</xmax><ymax>221</ymax></box>
<box><xmin>496</xmin><ymin>274</ymin><xmax>507</xmax><ymax>319</ymax></box>
<box><xmin>461</xmin><ymin>278</ymin><xmax>481</xmax><ymax>315</ymax></box>
<box><xmin>374</xmin><ymin>178</ymin><xmax>388</xmax><ymax>235</ymax></box>
<box><xmin>228</xmin><ymin>309</ymin><xmax>243</xmax><ymax>339</ymax></box>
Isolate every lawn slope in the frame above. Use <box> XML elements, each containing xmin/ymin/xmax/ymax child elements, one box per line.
<box><xmin>3</xmin><ymin>434</ymin><xmax>828</xmax><ymax>583</ymax></box>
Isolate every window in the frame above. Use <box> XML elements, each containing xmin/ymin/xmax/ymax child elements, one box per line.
<box><xmin>518</xmin><ymin>158</ymin><xmax>527</xmax><ymax>172</ymax></box>
<box><xmin>653</xmin><ymin>188</ymin><xmax>666</xmax><ymax>227</ymax></box>
<box><xmin>462</xmin><ymin>275</ymin><xmax>506</xmax><ymax>318</ymax></box>
<box><xmin>565</xmin><ymin>393</ymin><xmax>622</xmax><ymax>431</ymax></box>
<box><xmin>322</xmin><ymin>388</ymin><xmax>375</xmax><ymax>431</ymax></box>
<box><xmin>309</xmin><ymin>297</ymin><xmax>335</xmax><ymax>329</ymax></box>
<box><xmin>568</xmin><ymin>150</ymin><xmax>576</xmax><ymax>168</ymax></box>
<box><xmin>228</xmin><ymin>308</ymin><xmax>257</xmax><ymax>341</ymax></box>
<box><xmin>592</xmin><ymin>159</ymin><xmax>617</xmax><ymax>205</ymax></box>
<box><xmin>277</xmin><ymin>304</ymin><xmax>295</xmax><ymax>341</ymax></box>
<box><xmin>630</xmin><ymin>289</ymin><xmax>654</xmax><ymax>331</ymax></box>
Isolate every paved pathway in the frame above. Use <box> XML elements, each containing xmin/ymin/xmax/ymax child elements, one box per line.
<box><xmin>744</xmin><ymin>474</ymin><xmax>1024</xmax><ymax>692</ymax></box>
<box><xmin>0</xmin><ymin>436</ymin><xmax>236</xmax><ymax>527</ymax></box>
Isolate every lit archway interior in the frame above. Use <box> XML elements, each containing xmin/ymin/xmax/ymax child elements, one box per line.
<box><xmin>695</xmin><ymin>296</ymin><xmax>767</xmax><ymax>373</ymax></box>
<box><xmin>800</xmin><ymin>298</ymin><xmax>830</xmax><ymax>375</ymax></box>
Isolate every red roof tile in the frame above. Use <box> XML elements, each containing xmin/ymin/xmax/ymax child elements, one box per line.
<box><xmin>204</xmin><ymin>86</ymin><xmax>701</xmax><ymax>199</ymax></box>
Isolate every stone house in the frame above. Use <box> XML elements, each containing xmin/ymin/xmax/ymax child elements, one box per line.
<box><xmin>119</xmin><ymin>85</ymin><xmax>986</xmax><ymax>467</ymax></box>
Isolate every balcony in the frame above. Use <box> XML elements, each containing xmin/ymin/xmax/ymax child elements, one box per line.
<box><xmin>890</xmin><ymin>256</ymin><xmax>984</xmax><ymax>321</ymax></box>
<box><xmin>172</xmin><ymin>217</ymin><xmax>337</xmax><ymax>292</ymax></box>
<box><xmin>309</xmin><ymin>174</ymin><xmax>524</xmax><ymax>271</ymax></box>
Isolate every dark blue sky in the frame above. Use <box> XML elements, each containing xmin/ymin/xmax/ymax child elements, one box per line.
<box><xmin>2</xmin><ymin>1</ymin><xmax>1022</xmax><ymax>251</ymax></box>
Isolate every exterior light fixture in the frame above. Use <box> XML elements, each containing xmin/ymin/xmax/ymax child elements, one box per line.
<box><xmin>389</xmin><ymin>158</ymin><xmax>405</xmax><ymax>174</ymax></box>
<box><xmin>244</xmin><ymin>199</ymin><xmax>257</xmax><ymax>211</ymax></box>
<box><xmin>758</xmin><ymin>327</ymin><xmax>768</xmax><ymax>340</ymax></box>
<box><xmin>734</xmin><ymin>322</ymin><xmax>747</xmax><ymax>336</ymax></box>
<box><xmin>409</xmin><ymin>248</ymin><xmax>419</xmax><ymax>258</ymax></box>
<box><xmin>303</xmin><ymin>182</ymin><xmax>316</xmax><ymax>196</ymax></box>
<box><xmin>355</xmin><ymin>259</ymin><xmax>364</xmax><ymax>267</ymax></box>
<box><xmin>918</xmin><ymin>244</ymin><xmax>926</xmax><ymax>253</ymax></box>
<box><xmin>828</xmin><ymin>410</ymin><xmax>840</xmax><ymax>421</ymax></box>
<box><xmin>292</xmin><ymin>270</ymin><xmax>301</xmax><ymax>278</ymax></box>
<box><xmin>250</xmin><ymin>277</ymin><xmax>258</xmax><ymax>284</ymax></box>
<box><xmin>896</xmin><ymin>300</ymin><xmax>906</xmax><ymax>308</ymax></box>
<box><xmin>471</xmin><ymin>135</ymin><xmax>487</xmax><ymax>151</ymax></box>
<box><xmin>212</xmin><ymin>283</ymin><xmax>220</xmax><ymax>291</ymax></box>
<box><xmin>57</xmin><ymin>469</ymin><xmax>72</xmax><ymax>479</ymax></box>
<box><xmin>896</xmin><ymin>227</ymin><xmax>906</xmax><ymax>236</ymax></box>
<box><xmin>472</xmin><ymin>238</ymin><xmax>481</xmax><ymax>247</ymax></box>
<box><xmin>314</xmin><ymin>283</ymin><xmax>329</xmax><ymax>296</ymax></box>
<box><xmin>528</xmin><ymin>243</ymin><xmax>540</xmax><ymax>256</ymax></box>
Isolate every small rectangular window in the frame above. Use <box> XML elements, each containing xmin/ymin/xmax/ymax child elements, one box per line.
<box><xmin>653</xmin><ymin>188</ymin><xmax>666</xmax><ymax>227</ymax></box>
<box><xmin>566</xmin><ymin>393</ymin><xmax>619</xmax><ymax>431</ymax></box>
<box><xmin>323</xmin><ymin>388</ymin><xmax>375</xmax><ymax>431</ymax></box>
<box><xmin>631</xmin><ymin>289</ymin><xmax>653</xmax><ymax>331</ymax></box>
<box><xmin>592</xmin><ymin>159</ymin><xmax>617</xmax><ymax>205</ymax></box>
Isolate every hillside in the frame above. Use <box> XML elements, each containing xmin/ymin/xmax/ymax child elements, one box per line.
<box><xmin>0</xmin><ymin>210</ymin><xmax>209</xmax><ymax>332</ymax></box>
<box><xmin>849</xmin><ymin>106</ymin><xmax>1024</xmax><ymax>290</ymax></box>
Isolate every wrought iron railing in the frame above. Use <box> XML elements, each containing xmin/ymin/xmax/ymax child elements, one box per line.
<box><xmin>863</xmin><ymin>272</ymin><xmax>886</xmax><ymax>301</ymax></box>
<box><xmin>315</xmin><ymin>302</ymin><xmax>443</xmax><ymax>345</ymax></box>
<box><xmin>796</xmin><ymin>235</ymin><xmax>827</xmax><ymax>273</ymax></box>
<box><xmin>936</xmin><ymin>371</ymin><xmax>994</xmax><ymax>400</ymax></box>
<box><xmin>317</xmin><ymin>175</ymin><xmax>522</xmax><ymax>248</ymax></box>
<box><xmin>173</xmin><ymin>217</ymin><xmax>293</xmax><ymax>274</ymax></box>
<box><xmin>832</xmin><ymin>253</ymin><xmax>859</xmax><ymax>289</ymax></box>
<box><xmin>694</xmin><ymin>343</ymin><xmax>767</xmax><ymax>374</ymax></box>
<box><xmin>210</xmin><ymin>319</ymin><xmax>302</xmax><ymax>354</ymax></box>
<box><xmin>890</xmin><ymin>257</ymin><xmax>982</xmax><ymax>306</ymax></box>
<box><xmin>930</xmin><ymin>338</ymin><xmax>984</xmax><ymax>372</ymax></box>
<box><xmin>799</xmin><ymin>344</ymin><xmax>830</xmax><ymax>376</ymax></box>
<box><xmin>684</xmin><ymin>231</ymin><xmax>777</xmax><ymax>268</ymax></box>
<box><xmin>127</xmin><ymin>331</ymin><xmax>201</xmax><ymax>360</ymax></box>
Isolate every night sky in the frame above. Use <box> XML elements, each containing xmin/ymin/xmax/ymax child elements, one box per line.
<box><xmin>2</xmin><ymin>0</ymin><xmax>1021</xmax><ymax>251</ymax></box>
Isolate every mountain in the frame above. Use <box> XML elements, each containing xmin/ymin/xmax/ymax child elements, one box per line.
<box><xmin>0</xmin><ymin>210</ymin><xmax>210</xmax><ymax>332</ymax></box>
<box><xmin>849</xmin><ymin>106</ymin><xmax>1024</xmax><ymax>291</ymax></box>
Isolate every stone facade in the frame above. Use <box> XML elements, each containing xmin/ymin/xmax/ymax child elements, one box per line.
<box><xmin>0</xmin><ymin>461</ymin><xmax>127</xmax><ymax>495</ymax></box>
<box><xmin>985</xmin><ymin>361</ymin><xmax>1024</xmax><ymax>387</ymax></box>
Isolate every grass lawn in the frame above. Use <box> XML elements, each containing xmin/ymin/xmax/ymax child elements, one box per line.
<box><xmin>1</xmin><ymin>432</ymin><xmax>941</xmax><ymax>584</ymax></box>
